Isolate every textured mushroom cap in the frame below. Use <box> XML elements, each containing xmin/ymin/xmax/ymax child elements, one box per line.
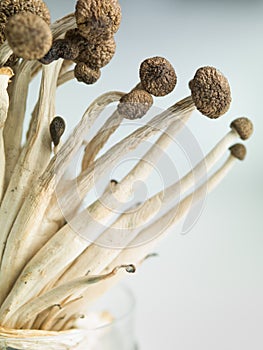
<box><xmin>5</xmin><ymin>12</ymin><xmax>52</xmax><ymax>60</ymax></box>
<box><xmin>74</xmin><ymin>62</ymin><xmax>101</xmax><ymax>84</ymax></box>
<box><xmin>66</xmin><ymin>28</ymin><xmax>115</xmax><ymax>68</ymax></box>
<box><xmin>117</xmin><ymin>89</ymin><xmax>153</xmax><ymax>120</ymax></box>
<box><xmin>189</xmin><ymin>66</ymin><xmax>231</xmax><ymax>119</ymax></box>
<box><xmin>230</xmin><ymin>117</ymin><xmax>253</xmax><ymax>140</ymax></box>
<box><xmin>39</xmin><ymin>39</ymin><xmax>79</xmax><ymax>64</ymax></box>
<box><xmin>139</xmin><ymin>56</ymin><xmax>177</xmax><ymax>97</ymax></box>
<box><xmin>75</xmin><ymin>0</ymin><xmax>121</xmax><ymax>43</ymax></box>
<box><xmin>0</xmin><ymin>0</ymin><xmax>50</xmax><ymax>45</ymax></box>
<box><xmin>77</xmin><ymin>36</ymin><xmax>116</xmax><ymax>68</ymax></box>
<box><xmin>229</xmin><ymin>143</ymin><xmax>247</xmax><ymax>161</ymax></box>
<box><xmin>50</xmin><ymin>116</ymin><xmax>66</xmax><ymax>147</ymax></box>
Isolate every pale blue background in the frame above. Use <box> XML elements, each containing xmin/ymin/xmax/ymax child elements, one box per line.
<box><xmin>35</xmin><ymin>1</ymin><xmax>263</xmax><ymax>349</ymax></box>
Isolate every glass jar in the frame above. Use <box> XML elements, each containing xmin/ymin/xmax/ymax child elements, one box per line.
<box><xmin>0</xmin><ymin>285</ymin><xmax>137</xmax><ymax>350</ymax></box>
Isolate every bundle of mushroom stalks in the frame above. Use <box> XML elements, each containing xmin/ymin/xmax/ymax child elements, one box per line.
<box><xmin>0</xmin><ymin>0</ymin><xmax>254</xmax><ymax>349</ymax></box>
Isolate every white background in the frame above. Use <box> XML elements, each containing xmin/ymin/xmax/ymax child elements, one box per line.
<box><xmin>39</xmin><ymin>1</ymin><xmax>263</xmax><ymax>349</ymax></box>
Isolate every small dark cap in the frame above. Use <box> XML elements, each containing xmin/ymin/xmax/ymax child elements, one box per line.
<box><xmin>189</xmin><ymin>66</ymin><xmax>231</xmax><ymax>119</ymax></box>
<box><xmin>139</xmin><ymin>56</ymin><xmax>177</xmax><ymax>97</ymax></box>
<box><xmin>5</xmin><ymin>12</ymin><xmax>52</xmax><ymax>60</ymax></box>
<box><xmin>75</xmin><ymin>0</ymin><xmax>121</xmax><ymax>43</ymax></box>
<box><xmin>50</xmin><ymin>116</ymin><xmax>66</xmax><ymax>147</ymax></box>
<box><xmin>117</xmin><ymin>89</ymin><xmax>153</xmax><ymax>120</ymax></box>
<box><xmin>74</xmin><ymin>62</ymin><xmax>101</xmax><ymax>84</ymax></box>
<box><xmin>39</xmin><ymin>39</ymin><xmax>79</xmax><ymax>65</ymax></box>
<box><xmin>229</xmin><ymin>143</ymin><xmax>247</xmax><ymax>161</ymax></box>
<box><xmin>230</xmin><ymin>117</ymin><xmax>253</xmax><ymax>140</ymax></box>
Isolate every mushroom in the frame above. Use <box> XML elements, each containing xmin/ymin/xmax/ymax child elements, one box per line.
<box><xmin>189</xmin><ymin>66</ymin><xmax>232</xmax><ymax>119</ymax></box>
<box><xmin>5</xmin><ymin>12</ymin><xmax>52</xmax><ymax>60</ymax></box>
<box><xmin>74</xmin><ymin>61</ymin><xmax>101</xmax><ymax>84</ymax></box>
<box><xmin>139</xmin><ymin>56</ymin><xmax>177</xmax><ymax>97</ymax></box>
<box><xmin>230</xmin><ymin>117</ymin><xmax>253</xmax><ymax>140</ymax></box>
<box><xmin>39</xmin><ymin>39</ymin><xmax>79</xmax><ymax>65</ymax></box>
<box><xmin>0</xmin><ymin>0</ymin><xmax>51</xmax><ymax>46</ymax></box>
<box><xmin>117</xmin><ymin>89</ymin><xmax>153</xmax><ymax>120</ymax></box>
<box><xmin>50</xmin><ymin>116</ymin><xmax>66</xmax><ymax>147</ymax></box>
<box><xmin>75</xmin><ymin>0</ymin><xmax>121</xmax><ymax>43</ymax></box>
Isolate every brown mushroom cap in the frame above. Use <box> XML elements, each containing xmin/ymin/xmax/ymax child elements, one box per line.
<box><xmin>117</xmin><ymin>89</ymin><xmax>153</xmax><ymax>120</ymax></box>
<box><xmin>75</xmin><ymin>0</ymin><xmax>121</xmax><ymax>43</ymax></box>
<box><xmin>229</xmin><ymin>143</ymin><xmax>247</xmax><ymax>161</ymax></box>
<box><xmin>230</xmin><ymin>117</ymin><xmax>253</xmax><ymax>140</ymax></box>
<box><xmin>0</xmin><ymin>0</ymin><xmax>50</xmax><ymax>45</ymax></box>
<box><xmin>139</xmin><ymin>56</ymin><xmax>177</xmax><ymax>97</ymax></box>
<box><xmin>189</xmin><ymin>66</ymin><xmax>231</xmax><ymax>119</ymax></box>
<box><xmin>65</xmin><ymin>29</ymin><xmax>116</xmax><ymax>69</ymax></box>
<box><xmin>50</xmin><ymin>116</ymin><xmax>66</xmax><ymax>147</ymax></box>
<box><xmin>74</xmin><ymin>62</ymin><xmax>101</xmax><ymax>84</ymax></box>
<box><xmin>5</xmin><ymin>12</ymin><xmax>52</xmax><ymax>60</ymax></box>
<box><xmin>39</xmin><ymin>39</ymin><xmax>79</xmax><ymax>65</ymax></box>
<box><xmin>77</xmin><ymin>37</ymin><xmax>116</xmax><ymax>69</ymax></box>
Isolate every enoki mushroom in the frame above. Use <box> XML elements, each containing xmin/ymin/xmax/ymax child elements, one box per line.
<box><xmin>0</xmin><ymin>0</ymin><xmax>253</xmax><ymax>341</ymax></box>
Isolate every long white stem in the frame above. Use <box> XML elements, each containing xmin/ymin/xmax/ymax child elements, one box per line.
<box><xmin>0</xmin><ymin>61</ymin><xmax>63</xmax><ymax>305</ymax></box>
<box><xmin>0</xmin><ymin>69</ymin><xmax>12</xmax><ymax>202</ymax></box>
<box><xmin>55</xmin><ymin>128</ymin><xmax>238</xmax><ymax>284</ymax></box>
<box><xmin>0</xmin><ymin>92</ymin><xmax>127</xmax><ymax>324</ymax></box>
<box><xmin>29</xmin><ymin>92</ymin><xmax>124</xmax><ymax>259</ymax></box>
<box><xmin>61</xmin><ymin>153</ymin><xmax>237</xmax><ymax>319</ymax></box>
<box><xmin>6</xmin><ymin>266</ymin><xmax>132</xmax><ymax>329</ymax></box>
<box><xmin>45</xmin><ymin>97</ymin><xmax>194</xmax><ymax>247</ymax></box>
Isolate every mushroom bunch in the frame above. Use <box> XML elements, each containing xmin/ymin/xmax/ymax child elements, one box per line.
<box><xmin>0</xmin><ymin>0</ymin><xmax>253</xmax><ymax>348</ymax></box>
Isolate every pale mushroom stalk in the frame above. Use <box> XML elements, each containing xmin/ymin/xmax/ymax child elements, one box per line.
<box><xmin>43</xmin><ymin>96</ymin><xmax>194</xmax><ymax>238</ymax></box>
<box><xmin>19</xmin><ymin>92</ymin><xmax>124</xmax><ymax>262</ymax></box>
<box><xmin>0</xmin><ymin>92</ymin><xmax>128</xmax><ymax>323</ymax></box>
<box><xmin>3</xmin><ymin>60</ymin><xmax>35</xmax><ymax>189</ymax></box>
<box><xmin>0</xmin><ymin>61</ymin><xmax>63</xmax><ymax>299</ymax></box>
<box><xmin>58</xmin><ymin>146</ymin><xmax>244</xmax><ymax>321</ymax></box>
<box><xmin>6</xmin><ymin>265</ymin><xmax>135</xmax><ymax>329</ymax></box>
<box><xmin>0</xmin><ymin>68</ymin><xmax>13</xmax><ymax>202</ymax></box>
<box><xmin>54</xmin><ymin>126</ymin><xmax>240</xmax><ymax>284</ymax></box>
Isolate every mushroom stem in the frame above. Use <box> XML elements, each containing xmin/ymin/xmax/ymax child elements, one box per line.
<box><xmin>0</xmin><ymin>61</ymin><xmax>63</xmax><ymax>303</ymax></box>
<box><xmin>6</xmin><ymin>265</ymin><xmax>135</xmax><ymax>329</ymax></box>
<box><xmin>22</xmin><ymin>92</ymin><xmax>124</xmax><ymax>262</ymax></box>
<box><xmin>57</xmin><ymin>69</ymin><xmax>75</xmax><ymax>86</ymax></box>
<box><xmin>61</xmin><ymin>149</ymin><xmax>241</xmax><ymax>317</ymax></box>
<box><xmin>0</xmin><ymin>68</ymin><xmax>13</xmax><ymax>203</ymax></box>
<box><xmin>0</xmin><ymin>92</ymin><xmax>128</xmax><ymax>323</ymax></box>
<box><xmin>45</xmin><ymin>96</ymin><xmax>194</xmax><ymax>237</ymax></box>
<box><xmin>53</xmin><ymin>127</ymin><xmax>239</xmax><ymax>284</ymax></box>
<box><xmin>3</xmin><ymin>60</ymin><xmax>35</xmax><ymax>189</ymax></box>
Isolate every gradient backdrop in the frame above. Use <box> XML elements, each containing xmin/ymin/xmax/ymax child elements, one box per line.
<box><xmin>35</xmin><ymin>1</ymin><xmax>263</xmax><ymax>349</ymax></box>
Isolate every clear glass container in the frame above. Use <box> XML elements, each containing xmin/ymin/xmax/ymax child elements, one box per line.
<box><xmin>0</xmin><ymin>285</ymin><xmax>137</xmax><ymax>350</ymax></box>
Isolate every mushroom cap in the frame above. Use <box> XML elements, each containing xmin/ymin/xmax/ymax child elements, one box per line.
<box><xmin>39</xmin><ymin>39</ymin><xmax>79</xmax><ymax>65</ymax></box>
<box><xmin>229</xmin><ymin>143</ymin><xmax>247</xmax><ymax>161</ymax></box>
<box><xmin>66</xmin><ymin>29</ymin><xmax>116</xmax><ymax>68</ymax></box>
<box><xmin>5</xmin><ymin>12</ymin><xmax>52</xmax><ymax>60</ymax></box>
<box><xmin>230</xmin><ymin>117</ymin><xmax>253</xmax><ymax>140</ymax></box>
<box><xmin>75</xmin><ymin>0</ymin><xmax>121</xmax><ymax>43</ymax></box>
<box><xmin>77</xmin><ymin>36</ymin><xmax>116</xmax><ymax>69</ymax></box>
<box><xmin>50</xmin><ymin>116</ymin><xmax>66</xmax><ymax>147</ymax></box>
<box><xmin>117</xmin><ymin>89</ymin><xmax>153</xmax><ymax>120</ymax></box>
<box><xmin>189</xmin><ymin>66</ymin><xmax>231</xmax><ymax>119</ymax></box>
<box><xmin>74</xmin><ymin>62</ymin><xmax>101</xmax><ymax>84</ymax></box>
<box><xmin>0</xmin><ymin>0</ymin><xmax>50</xmax><ymax>45</ymax></box>
<box><xmin>139</xmin><ymin>56</ymin><xmax>177</xmax><ymax>97</ymax></box>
